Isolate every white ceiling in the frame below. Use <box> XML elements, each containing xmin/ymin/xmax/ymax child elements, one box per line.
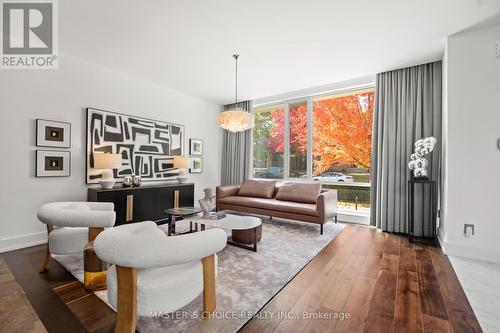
<box><xmin>60</xmin><ymin>0</ymin><xmax>500</xmax><ymax>104</ymax></box>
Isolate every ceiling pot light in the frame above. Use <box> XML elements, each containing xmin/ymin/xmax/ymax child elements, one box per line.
<box><xmin>218</xmin><ymin>54</ymin><xmax>254</xmax><ymax>132</ymax></box>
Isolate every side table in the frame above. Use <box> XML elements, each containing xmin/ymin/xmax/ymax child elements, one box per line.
<box><xmin>164</xmin><ymin>207</ymin><xmax>202</xmax><ymax>235</ymax></box>
<box><xmin>408</xmin><ymin>178</ymin><xmax>437</xmax><ymax>244</ymax></box>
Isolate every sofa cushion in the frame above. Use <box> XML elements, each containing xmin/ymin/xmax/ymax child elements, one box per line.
<box><xmin>218</xmin><ymin>196</ymin><xmax>319</xmax><ymax>217</ymax></box>
<box><xmin>238</xmin><ymin>179</ymin><xmax>276</xmax><ymax>199</ymax></box>
<box><xmin>276</xmin><ymin>182</ymin><xmax>321</xmax><ymax>204</ymax></box>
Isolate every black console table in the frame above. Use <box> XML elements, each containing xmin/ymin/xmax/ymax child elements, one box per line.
<box><xmin>88</xmin><ymin>183</ymin><xmax>194</xmax><ymax>225</ymax></box>
<box><xmin>407</xmin><ymin>178</ymin><xmax>437</xmax><ymax>244</ymax></box>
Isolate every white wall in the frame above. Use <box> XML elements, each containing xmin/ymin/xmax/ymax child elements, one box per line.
<box><xmin>0</xmin><ymin>54</ymin><xmax>222</xmax><ymax>252</ymax></box>
<box><xmin>442</xmin><ymin>20</ymin><xmax>500</xmax><ymax>262</ymax></box>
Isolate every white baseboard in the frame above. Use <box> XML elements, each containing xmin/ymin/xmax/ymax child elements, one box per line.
<box><xmin>338</xmin><ymin>212</ymin><xmax>370</xmax><ymax>225</ymax></box>
<box><xmin>0</xmin><ymin>231</ymin><xmax>47</xmax><ymax>253</ymax></box>
<box><xmin>437</xmin><ymin>230</ymin><xmax>446</xmax><ymax>253</ymax></box>
<box><xmin>443</xmin><ymin>241</ymin><xmax>500</xmax><ymax>264</ymax></box>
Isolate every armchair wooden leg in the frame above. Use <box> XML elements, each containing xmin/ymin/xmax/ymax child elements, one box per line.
<box><xmin>85</xmin><ymin>227</ymin><xmax>107</xmax><ymax>291</ymax></box>
<box><xmin>88</xmin><ymin>227</ymin><xmax>104</xmax><ymax>242</ymax></box>
<box><xmin>320</xmin><ymin>224</ymin><xmax>324</xmax><ymax>235</ymax></box>
<box><xmin>115</xmin><ymin>266</ymin><xmax>137</xmax><ymax>333</ymax></box>
<box><xmin>202</xmin><ymin>254</ymin><xmax>216</xmax><ymax>316</ymax></box>
<box><xmin>39</xmin><ymin>244</ymin><xmax>51</xmax><ymax>273</ymax></box>
<box><xmin>39</xmin><ymin>225</ymin><xmax>53</xmax><ymax>273</ymax></box>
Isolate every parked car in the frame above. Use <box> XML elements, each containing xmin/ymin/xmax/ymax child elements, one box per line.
<box><xmin>265</xmin><ymin>167</ymin><xmax>284</xmax><ymax>178</ymax></box>
<box><xmin>313</xmin><ymin>172</ymin><xmax>353</xmax><ymax>183</ymax></box>
<box><xmin>254</xmin><ymin>167</ymin><xmax>284</xmax><ymax>179</ymax></box>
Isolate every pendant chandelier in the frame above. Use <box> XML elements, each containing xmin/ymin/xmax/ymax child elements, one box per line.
<box><xmin>218</xmin><ymin>54</ymin><xmax>254</xmax><ymax>132</ymax></box>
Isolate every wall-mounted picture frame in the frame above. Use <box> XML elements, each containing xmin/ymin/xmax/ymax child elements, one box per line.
<box><xmin>190</xmin><ymin>157</ymin><xmax>203</xmax><ymax>173</ymax></box>
<box><xmin>189</xmin><ymin>138</ymin><xmax>203</xmax><ymax>156</ymax></box>
<box><xmin>36</xmin><ymin>119</ymin><xmax>71</xmax><ymax>148</ymax></box>
<box><xmin>36</xmin><ymin>150</ymin><xmax>71</xmax><ymax>177</ymax></box>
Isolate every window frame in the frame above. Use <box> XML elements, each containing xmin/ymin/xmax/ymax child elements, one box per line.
<box><xmin>250</xmin><ymin>103</ymin><xmax>286</xmax><ymax>180</ymax></box>
<box><xmin>251</xmin><ymin>85</ymin><xmax>375</xmax><ymax>182</ymax></box>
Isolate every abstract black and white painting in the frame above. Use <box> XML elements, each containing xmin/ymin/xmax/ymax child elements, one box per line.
<box><xmin>86</xmin><ymin>108</ymin><xmax>184</xmax><ymax>184</ymax></box>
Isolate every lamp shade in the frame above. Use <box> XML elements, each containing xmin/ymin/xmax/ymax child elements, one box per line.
<box><xmin>93</xmin><ymin>153</ymin><xmax>122</xmax><ymax>169</ymax></box>
<box><xmin>173</xmin><ymin>156</ymin><xmax>189</xmax><ymax>169</ymax></box>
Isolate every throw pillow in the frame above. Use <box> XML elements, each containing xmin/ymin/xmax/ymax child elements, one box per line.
<box><xmin>275</xmin><ymin>182</ymin><xmax>321</xmax><ymax>204</ymax></box>
<box><xmin>238</xmin><ymin>179</ymin><xmax>277</xmax><ymax>198</ymax></box>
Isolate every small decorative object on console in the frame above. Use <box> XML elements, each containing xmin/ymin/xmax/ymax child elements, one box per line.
<box><xmin>199</xmin><ymin>188</ymin><xmax>215</xmax><ymax>218</ymax></box>
<box><xmin>132</xmin><ymin>175</ymin><xmax>142</xmax><ymax>186</ymax></box>
<box><xmin>122</xmin><ymin>176</ymin><xmax>133</xmax><ymax>187</ymax></box>
<box><xmin>408</xmin><ymin>136</ymin><xmax>437</xmax><ymax>179</ymax></box>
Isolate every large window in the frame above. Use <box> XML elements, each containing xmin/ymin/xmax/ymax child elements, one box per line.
<box><xmin>252</xmin><ymin>105</ymin><xmax>285</xmax><ymax>179</ymax></box>
<box><xmin>252</xmin><ymin>87</ymin><xmax>374</xmax><ymax>214</ymax></box>
<box><xmin>312</xmin><ymin>89</ymin><xmax>374</xmax><ymax>213</ymax></box>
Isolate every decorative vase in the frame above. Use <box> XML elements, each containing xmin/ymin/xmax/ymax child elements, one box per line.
<box><xmin>408</xmin><ymin>136</ymin><xmax>436</xmax><ymax>179</ymax></box>
<box><xmin>122</xmin><ymin>176</ymin><xmax>133</xmax><ymax>187</ymax></box>
<box><xmin>132</xmin><ymin>175</ymin><xmax>142</xmax><ymax>186</ymax></box>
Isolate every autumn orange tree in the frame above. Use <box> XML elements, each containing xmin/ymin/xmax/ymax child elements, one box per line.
<box><xmin>268</xmin><ymin>91</ymin><xmax>374</xmax><ymax>174</ymax></box>
<box><xmin>269</xmin><ymin>104</ymin><xmax>308</xmax><ymax>153</ymax></box>
<box><xmin>312</xmin><ymin>92</ymin><xmax>374</xmax><ymax>173</ymax></box>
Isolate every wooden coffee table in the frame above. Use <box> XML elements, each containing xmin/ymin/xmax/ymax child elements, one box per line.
<box><xmin>189</xmin><ymin>213</ymin><xmax>262</xmax><ymax>252</ymax></box>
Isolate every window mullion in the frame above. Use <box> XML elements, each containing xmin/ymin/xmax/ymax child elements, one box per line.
<box><xmin>284</xmin><ymin>103</ymin><xmax>290</xmax><ymax>180</ymax></box>
<box><xmin>307</xmin><ymin>97</ymin><xmax>313</xmax><ymax>180</ymax></box>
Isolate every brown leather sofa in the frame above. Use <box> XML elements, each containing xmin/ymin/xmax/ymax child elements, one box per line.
<box><xmin>216</xmin><ymin>180</ymin><xmax>338</xmax><ymax>234</ymax></box>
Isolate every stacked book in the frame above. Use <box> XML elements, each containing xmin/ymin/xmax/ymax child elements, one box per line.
<box><xmin>206</xmin><ymin>212</ymin><xmax>226</xmax><ymax>220</ymax></box>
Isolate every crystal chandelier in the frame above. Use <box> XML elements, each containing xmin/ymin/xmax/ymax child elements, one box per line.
<box><xmin>218</xmin><ymin>54</ymin><xmax>254</xmax><ymax>132</ymax></box>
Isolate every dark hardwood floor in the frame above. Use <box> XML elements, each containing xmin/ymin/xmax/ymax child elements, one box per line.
<box><xmin>1</xmin><ymin>225</ymin><xmax>482</xmax><ymax>333</ymax></box>
<box><xmin>0</xmin><ymin>257</ymin><xmax>46</xmax><ymax>333</ymax></box>
<box><xmin>2</xmin><ymin>244</ymin><xmax>115</xmax><ymax>333</ymax></box>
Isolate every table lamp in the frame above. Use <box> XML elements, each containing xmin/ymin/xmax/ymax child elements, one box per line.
<box><xmin>173</xmin><ymin>156</ymin><xmax>189</xmax><ymax>183</ymax></box>
<box><xmin>93</xmin><ymin>153</ymin><xmax>122</xmax><ymax>189</ymax></box>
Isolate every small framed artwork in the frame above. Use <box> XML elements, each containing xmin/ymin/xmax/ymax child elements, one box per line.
<box><xmin>36</xmin><ymin>119</ymin><xmax>71</xmax><ymax>148</ymax></box>
<box><xmin>189</xmin><ymin>138</ymin><xmax>203</xmax><ymax>156</ymax></box>
<box><xmin>36</xmin><ymin>150</ymin><xmax>71</xmax><ymax>177</ymax></box>
<box><xmin>190</xmin><ymin>157</ymin><xmax>203</xmax><ymax>173</ymax></box>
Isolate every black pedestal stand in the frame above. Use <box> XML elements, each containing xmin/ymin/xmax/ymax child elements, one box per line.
<box><xmin>408</xmin><ymin>177</ymin><xmax>437</xmax><ymax>244</ymax></box>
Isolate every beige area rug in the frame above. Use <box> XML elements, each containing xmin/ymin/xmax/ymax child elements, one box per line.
<box><xmin>54</xmin><ymin>217</ymin><xmax>345</xmax><ymax>333</ymax></box>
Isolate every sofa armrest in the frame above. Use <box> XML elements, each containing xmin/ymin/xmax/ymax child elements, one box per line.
<box><xmin>216</xmin><ymin>184</ymin><xmax>241</xmax><ymax>201</ymax></box>
<box><xmin>317</xmin><ymin>190</ymin><xmax>337</xmax><ymax>222</ymax></box>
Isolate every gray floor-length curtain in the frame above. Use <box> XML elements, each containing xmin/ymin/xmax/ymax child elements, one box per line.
<box><xmin>220</xmin><ymin>101</ymin><xmax>252</xmax><ymax>185</ymax></box>
<box><xmin>370</xmin><ymin>61</ymin><xmax>442</xmax><ymax>234</ymax></box>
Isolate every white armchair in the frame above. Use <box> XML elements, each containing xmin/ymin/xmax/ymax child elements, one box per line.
<box><xmin>93</xmin><ymin>221</ymin><xmax>227</xmax><ymax>333</ymax></box>
<box><xmin>37</xmin><ymin>202</ymin><xmax>116</xmax><ymax>289</ymax></box>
